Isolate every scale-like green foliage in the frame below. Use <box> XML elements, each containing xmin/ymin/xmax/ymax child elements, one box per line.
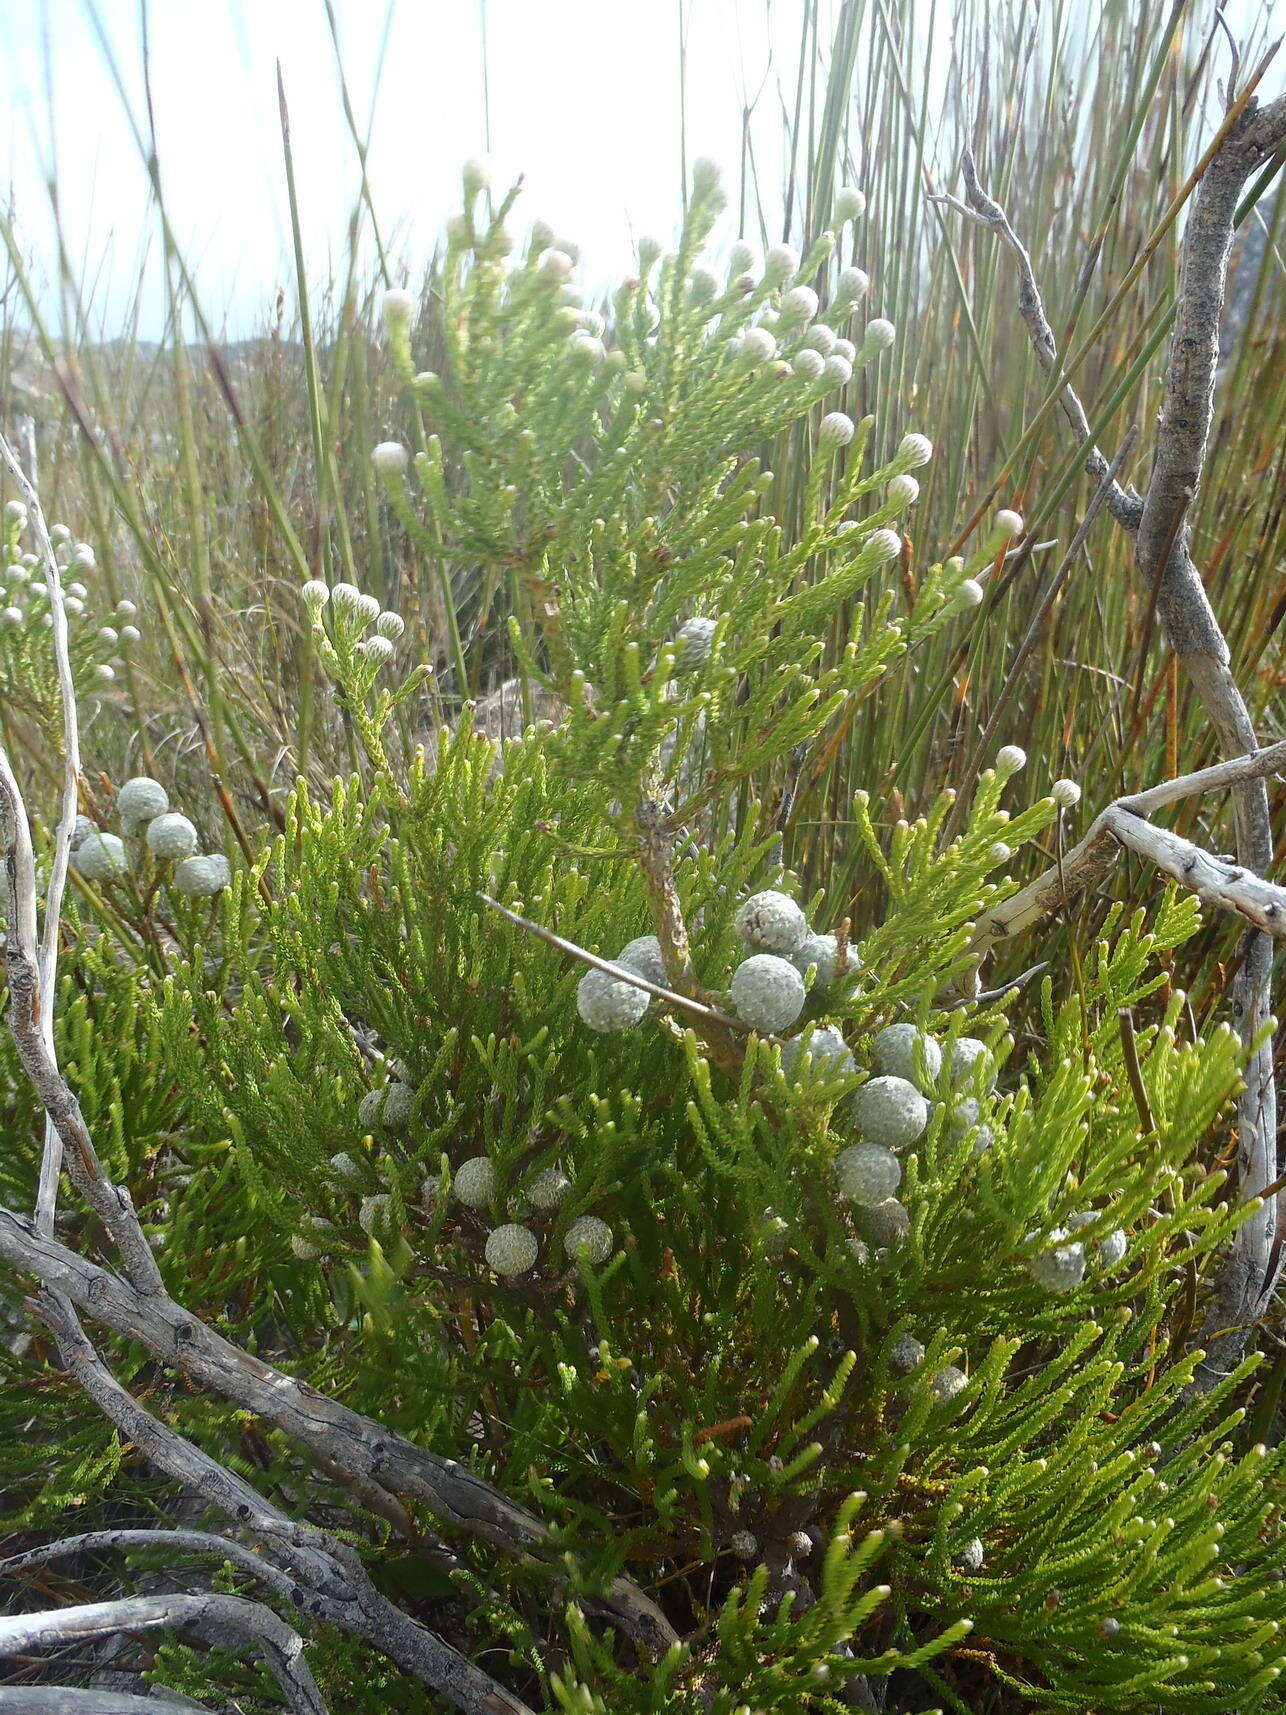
<box><xmin>2</xmin><ymin>167</ymin><xmax>1281</xmax><ymax>1715</ymax></box>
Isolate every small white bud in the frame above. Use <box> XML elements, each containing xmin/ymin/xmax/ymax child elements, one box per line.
<box><xmin>119</xmin><ymin>624</ymin><xmax>141</xmax><ymax>644</ymax></box>
<box><xmin>989</xmin><ymin>841</ymin><xmax>1013</xmax><ymax>863</ymax></box>
<box><xmin>568</xmin><ymin>332</ymin><xmax>606</xmax><ymax>365</ymax></box>
<box><xmin>822</xmin><ymin>354</ymin><xmax>853</xmax><ymax>388</ymax></box>
<box><xmin>739</xmin><ymin>326</ymin><xmax>777</xmax><ymax>364</ymax></box>
<box><xmin>799</xmin><ymin>323</ymin><xmax>837</xmax><ymax>354</ymax></box>
<box><xmin>995</xmin><ymin>508</ymin><xmax>1024</xmax><ymax>540</ymax></box>
<box><xmin>4</xmin><ymin>500</ymin><xmax>26</xmax><ymax>527</ymax></box>
<box><xmin>115</xmin><ymin>600</ymin><xmax>138</xmax><ymax>618</ymax></box>
<box><xmin>954</xmin><ymin>578</ymin><xmax>985</xmax><ymax>607</ymax></box>
<box><xmin>73</xmin><ymin>831</ymin><xmax>128</xmax><ymax>882</ymax></box>
<box><xmin>859</xmin><ymin>318</ymin><xmax>896</xmax><ymax>357</ymax></box>
<box><xmin>375</xmin><ymin>610</ymin><xmax>405</xmax><ymax>639</ymax></box>
<box><xmin>728</xmin><ymin>241</ymin><xmax>756</xmax><ymax>274</ymax></box>
<box><xmin>887</xmin><ymin>474</ymin><xmax>920</xmax><ymax>507</ymax></box>
<box><xmin>146</xmin><ymin>813</ymin><xmax>199</xmax><ymax>862</ymax></box>
<box><xmin>763</xmin><ymin>244</ymin><xmax>798</xmax><ymax>286</ymax></box>
<box><xmin>538</xmin><ymin>247</ymin><xmax>575</xmax><ymax>281</ymax></box>
<box><xmin>453</xmin><ymin>1155</ymin><xmax>496</xmax><ymax>1208</ymax></box>
<box><xmin>836</xmin><ymin>1142</ymin><xmax>902</xmax><ymax>1206</ymax></box>
<box><xmin>172</xmin><ymin>853</ymin><xmax>232</xmax><ymax>897</ymax></box>
<box><xmin>301</xmin><ymin>580</ymin><xmax>330</xmax><ymax>611</ymax></box>
<box><xmin>564</xmin><ymin>1215</ymin><xmax>613</xmax><ymax>1265</ymax></box>
<box><xmin>730</xmin><ymin>953</ymin><xmax>806</xmax><ymax>1034</ymax></box>
<box><xmin>371</xmin><ymin>441</ymin><xmax>410</xmax><ymax>476</ymax></box>
<box><xmin>381</xmin><ymin>287</ymin><xmax>415</xmax><ymax>326</ymax></box>
<box><xmin>853</xmin><ymin>1075</ymin><xmax>929</xmax><ymax>1150</ymax></box>
<box><xmin>485</xmin><ymin>1223</ymin><xmax>539</xmax><ymax>1277</ymax></box>
<box><xmin>818</xmin><ymin>412</ymin><xmax>855</xmax><ymax>450</ymax></box>
<box><xmin>527</xmin><ymin>1166</ymin><xmax>571</xmax><ymax>1210</ymax></box>
<box><xmin>117</xmin><ymin>776</ymin><xmax>169</xmax><ymax>829</ymax></box>
<box><xmin>995</xmin><ymin>744</ymin><xmax>1028</xmax><ymax>776</ymax></box>
<box><xmin>864</xmin><ymin>528</ymin><xmax>902</xmax><ymax>564</ymax></box>
<box><xmin>779</xmin><ymin>285</ymin><xmax>819</xmax><ymax>324</ymax></box>
<box><xmin>792</xmin><ymin>348</ymin><xmax>825</xmax><ymax>381</ymax></box>
<box><xmin>361</xmin><ymin>635</ymin><xmax>396</xmax><ymax>665</ymax></box>
<box><xmin>72</xmin><ymin>544</ymin><xmax>96</xmax><ymax>570</ymax></box>
<box><xmin>577</xmin><ymin>966</ymin><xmax>650</xmax><ymax>1032</ymax></box>
<box><xmin>461</xmin><ymin>155</ymin><xmax>492</xmax><ymax>196</ymax></box>
<box><xmin>832</xmin><ymin>336</ymin><xmax>856</xmax><ymax>361</ymax></box>
<box><xmin>1</xmin><ymin>607</ymin><xmax>22</xmax><ymax>627</ymax></box>
<box><xmin>834</xmin><ymin>185</ymin><xmax>866</xmax><ymax>222</ymax></box>
<box><xmin>1051</xmin><ymin>778</ymin><xmax>1082</xmax><ymax>807</ymax></box>
<box><xmin>691</xmin><ymin>156</ymin><xmax>723</xmax><ymax>198</ymax></box>
<box><xmin>730</xmin><ymin>1529</ymin><xmax>759</xmax><ymax>1561</ymax></box>
<box><xmin>62</xmin><ymin>596</ymin><xmax>84</xmax><ymax>616</ymax></box>
<box><xmin>735</xmin><ymin>890</ymin><xmax>808</xmax><ymax>954</ymax></box>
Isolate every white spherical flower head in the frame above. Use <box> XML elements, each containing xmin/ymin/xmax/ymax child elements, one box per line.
<box><xmin>735</xmin><ymin>890</ymin><xmax>808</xmax><ymax>955</ymax></box>
<box><xmin>95</xmin><ymin>664</ymin><xmax>115</xmax><ymax>682</ymax></box>
<box><xmin>889</xmin><ymin>1332</ymin><xmax>925</xmax><ymax>1373</ymax></box>
<box><xmin>859</xmin><ymin>319</ymin><xmax>896</xmax><ymax>358</ymax></box>
<box><xmin>834</xmin><ymin>267</ymin><xmax>869</xmax><ymax>306</ymax></box>
<box><xmin>62</xmin><ymin>596</ymin><xmax>84</xmax><ymax>617</ymax></box>
<box><xmin>329</xmin><ymin>1150</ymin><xmax>363</xmax><ymax>1184</ymax></box>
<box><xmin>290</xmin><ymin>1234</ymin><xmax>320</xmax><ymax>1261</ymax></box>
<box><xmin>898</xmin><ymin>432</ymin><xmax>934</xmax><ymax>469</ymax></box>
<box><xmin>72</xmin><ymin>544</ymin><xmax>96</xmax><ymax>570</ymax></box>
<box><xmin>853</xmin><ymin>1074</ymin><xmax>929</xmax><ymax>1149</ymax></box>
<box><xmin>375</xmin><ymin>610</ymin><xmax>405</xmax><ymax>640</ymax></box>
<box><xmin>834</xmin><ymin>185</ymin><xmax>867</xmax><ymax>222</ymax></box>
<box><xmin>371</xmin><ymin>441</ymin><xmax>410</xmax><ymax>477</ymax></box>
<box><xmin>453</xmin><ymin>1155</ymin><xmax>496</xmax><ymax>1208</ymax></box>
<box><xmin>577</xmin><ymin>966</ymin><xmax>650</xmax><ymax>1032</ymax></box>
<box><xmin>361</xmin><ymin>635</ymin><xmax>396</xmax><ymax>665</ymax></box>
<box><xmin>486</xmin><ymin>1223</ymin><xmax>539</xmax><ymax>1277</ymax></box>
<box><xmin>381</xmin><ymin>287</ymin><xmax>415</xmax><ymax>327</ymax></box>
<box><xmin>358</xmin><ymin>1194</ymin><xmax>392</xmax><ymax>1236</ymax></box>
<box><xmin>779</xmin><ymin>285</ymin><xmax>820</xmax><ymax>325</ymax></box>
<box><xmin>72</xmin><ymin>814</ymin><xmax>95</xmax><ymax>847</ymax></box>
<box><xmin>887</xmin><ymin>474</ymin><xmax>920</xmax><ymax>508</ymax></box>
<box><xmin>959</xmin><ymin>1537</ymin><xmax>985</xmax><ymax>1571</ymax></box>
<box><xmin>73</xmin><ymin>831</ymin><xmax>128</xmax><ymax>882</ymax></box>
<box><xmin>995</xmin><ymin>508</ymin><xmax>1025</xmax><ymax>540</ymax></box>
<box><xmin>730</xmin><ymin>1529</ymin><xmax>759</xmax><ymax>1561</ymax></box>
<box><xmin>818</xmin><ymin>412</ymin><xmax>855</xmax><ymax>450</ymax></box>
<box><xmin>954</xmin><ymin>578</ymin><xmax>985</xmax><ymax>608</ymax></box>
<box><xmin>1098</xmin><ymin>1228</ymin><xmax>1128</xmax><ymax>1271</ymax></box>
<box><xmin>929</xmin><ymin>1365</ymin><xmax>968</xmax><ymax>1403</ymax></box>
<box><xmin>872</xmin><ymin>1024</ymin><xmax>942</xmax><ymax>1092</ymax></box>
<box><xmin>790</xmin><ymin>931</ymin><xmax>842</xmax><ymax>991</ymax></box>
<box><xmin>115</xmin><ymin>600</ymin><xmax>138</xmax><ymax>619</ymax></box>
<box><xmin>1</xmin><ymin>607</ymin><xmax>22</xmax><ymax>627</ymax></box>
<box><xmin>763</xmin><ymin>244</ymin><xmax>799</xmax><ymax>286</ymax></box>
<box><xmin>564</xmin><ymin>1214</ymin><xmax>613</xmax><ymax>1266</ymax></box>
<box><xmin>730</xmin><ymin>954</ymin><xmax>806</xmax><ymax>1034</ymax></box>
<box><xmin>739</xmin><ymin>326</ymin><xmax>777</xmax><ymax>365</ymax></box>
<box><xmin>146</xmin><ymin>813</ymin><xmax>199</xmax><ymax>862</ymax></box>
<box><xmin>117</xmin><ymin>776</ymin><xmax>169</xmax><ymax>830</ymax></box>
<box><xmin>800</xmin><ymin>323</ymin><xmax>837</xmax><ymax>354</ymax></box>
<box><xmin>301</xmin><ymin>580</ymin><xmax>329</xmax><ymax>612</ymax></box>
<box><xmin>120</xmin><ymin>625</ymin><xmax>141</xmax><ymax>644</ymax></box>
<box><xmin>368</xmin><ymin>1081</ymin><xmax>416</xmax><ymax>1132</ymax></box>
<box><xmin>995</xmin><ymin>744</ymin><xmax>1028</xmax><ymax>777</ymax></box>
<box><xmin>673</xmin><ymin>615</ymin><xmax>718</xmax><ymax>670</ymax></box>
<box><xmin>537</xmin><ymin>247</ymin><xmax>575</xmax><ymax>281</ymax></box>
<box><xmin>989</xmin><ymin>841</ymin><xmax>1013</xmax><ymax>866</ymax></box>
<box><xmin>822</xmin><ymin>354</ymin><xmax>853</xmax><ymax>389</ymax></box>
<box><xmin>527</xmin><ymin>1165</ymin><xmax>571</xmax><ymax>1211</ymax></box>
<box><xmin>728</xmin><ymin>240</ymin><xmax>756</xmax><ymax>274</ymax></box>
<box><xmin>781</xmin><ymin>1024</ymin><xmax>856</xmax><ymax>1082</ymax></box>
<box><xmin>172</xmin><ymin>854</ymin><xmax>232</xmax><ymax>898</ymax></box>
<box><xmin>792</xmin><ymin>348</ymin><xmax>825</xmax><ymax>382</ymax></box>
<box><xmin>691</xmin><ymin>155</ymin><xmax>723</xmax><ymax>196</ymax></box>
<box><xmin>688</xmin><ymin>268</ymin><xmax>720</xmax><ymax>304</ymax></box>
<box><xmin>864</xmin><ymin>528</ymin><xmax>903</xmax><ymax>565</ymax></box>
<box><xmin>836</xmin><ymin>1141</ymin><xmax>902</xmax><ymax>1206</ymax></box>
<box><xmin>568</xmin><ymin>332</ymin><xmax>606</xmax><ymax>365</ymax></box>
<box><xmin>4</xmin><ymin>500</ymin><xmax>27</xmax><ymax>527</ymax></box>
<box><xmin>617</xmin><ymin>934</ymin><xmax>667</xmax><ymax>988</ymax></box>
<box><xmin>863</xmin><ymin>1197</ymin><xmax>911</xmax><ymax>1248</ymax></box>
<box><xmin>1027</xmin><ymin>1229</ymin><xmax>1087</xmax><ymax>1293</ymax></box>
<box><xmin>1051</xmin><ymin>777</ymin><xmax>1082</xmax><ymax>808</ymax></box>
<box><xmin>833</xmin><ymin>337</ymin><xmax>856</xmax><ymax>362</ymax></box>
<box><xmin>948</xmin><ymin>1037</ymin><xmax>991</xmax><ymax>1088</ymax></box>
<box><xmin>461</xmin><ymin>155</ymin><xmax>492</xmax><ymax>196</ymax></box>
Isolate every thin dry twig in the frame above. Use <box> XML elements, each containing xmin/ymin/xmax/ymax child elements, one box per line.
<box><xmin>938</xmin><ymin>89</ymin><xmax>1286</xmax><ymax>1352</ymax></box>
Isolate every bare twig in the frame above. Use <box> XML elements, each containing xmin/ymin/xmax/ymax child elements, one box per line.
<box><xmin>972</xmin><ymin>741</ymin><xmax>1286</xmax><ymax>955</ymax></box>
<box><xmin>0</xmin><ymin>1692</ymin><xmax>205</xmax><ymax>1714</ymax></box>
<box><xmin>0</xmin><ymin>1593</ymin><xmax>329</xmax><ymax>1715</ymax></box>
<box><xmin>1103</xmin><ymin>807</ymin><xmax>1286</xmax><ymax>940</ymax></box>
<box><xmin>939</xmin><ymin>92</ymin><xmax>1286</xmax><ymax>1343</ymax></box>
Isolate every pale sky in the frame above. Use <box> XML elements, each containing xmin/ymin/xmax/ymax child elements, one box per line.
<box><xmin>1</xmin><ymin>1</ymin><xmax>1277</xmax><ymax>340</ymax></box>
<box><xmin>1</xmin><ymin>0</ymin><xmax>830</xmax><ymax>338</ymax></box>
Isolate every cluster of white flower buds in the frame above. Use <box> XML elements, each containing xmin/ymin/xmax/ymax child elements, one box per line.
<box><xmin>450</xmin><ymin>1152</ymin><xmax>614</xmax><ymax>1278</ymax></box>
<box><xmin>301</xmin><ymin>578</ymin><xmax>404</xmax><ymax>666</ymax></box>
<box><xmin>1</xmin><ymin>506</ymin><xmax>140</xmax><ymax>684</ymax></box>
<box><xmin>70</xmin><ymin>775</ymin><xmax>231</xmax><ymax>897</ymax></box>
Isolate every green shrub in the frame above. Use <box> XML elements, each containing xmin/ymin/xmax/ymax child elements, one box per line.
<box><xmin>2</xmin><ymin>163</ymin><xmax>1282</xmax><ymax>1715</ymax></box>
